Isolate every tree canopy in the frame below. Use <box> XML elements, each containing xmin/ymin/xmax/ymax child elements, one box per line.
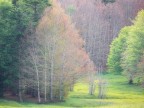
<box><xmin>107</xmin><ymin>10</ymin><xmax>144</xmax><ymax>84</ymax></box>
<box><xmin>0</xmin><ymin>0</ymin><xmax>49</xmax><ymax>97</ymax></box>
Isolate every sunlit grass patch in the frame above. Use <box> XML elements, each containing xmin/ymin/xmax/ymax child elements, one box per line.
<box><xmin>0</xmin><ymin>74</ymin><xmax>144</xmax><ymax>108</ymax></box>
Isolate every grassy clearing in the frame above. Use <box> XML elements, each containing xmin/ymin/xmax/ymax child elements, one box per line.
<box><xmin>0</xmin><ymin>74</ymin><xmax>144</xmax><ymax>108</ymax></box>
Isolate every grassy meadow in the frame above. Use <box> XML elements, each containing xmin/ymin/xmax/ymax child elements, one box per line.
<box><xmin>0</xmin><ymin>74</ymin><xmax>144</xmax><ymax>108</ymax></box>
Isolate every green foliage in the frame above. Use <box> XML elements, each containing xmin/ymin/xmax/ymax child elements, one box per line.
<box><xmin>66</xmin><ymin>5</ymin><xmax>76</xmax><ymax>15</ymax></box>
<box><xmin>102</xmin><ymin>0</ymin><xmax>115</xmax><ymax>4</ymax></box>
<box><xmin>0</xmin><ymin>0</ymin><xmax>49</xmax><ymax>97</ymax></box>
<box><xmin>0</xmin><ymin>2</ymin><xmax>19</xmax><ymax>96</ymax></box>
<box><xmin>107</xmin><ymin>27</ymin><xmax>130</xmax><ymax>74</ymax></box>
<box><xmin>108</xmin><ymin>10</ymin><xmax>144</xmax><ymax>83</ymax></box>
<box><xmin>121</xmin><ymin>10</ymin><xmax>144</xmax><ymax>83</ymax></box>
<box><xmin>23</xmin><ymin>0</ymin><xmax>49</xmax><ymax>22</ymax></box>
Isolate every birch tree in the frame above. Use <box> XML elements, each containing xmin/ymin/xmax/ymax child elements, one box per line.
<box><xmin>18</xmin><ymin>0</ymin><xmax>94</xmax><ymax>103</ymax></box>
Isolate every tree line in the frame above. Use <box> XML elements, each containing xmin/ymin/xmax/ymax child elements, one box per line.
<box><xmin>0</xmin><ymin>0</ymin><xmax>49</xmax><ymax>98</ymax></box>
<box><xmin>0</xmin><ymin>0</ymin><xmax>96</xmax><ymax>103</ymax></box>
<box><xmin>107</xmin><ymin>10</ymin><xmax>144</xmax><ymax>85</ymax></box>
<box><xmin>59</xmin><ymin>0</ymin><xmax>144</xmax><ymax>73</ymax></box>
<box><xmin>0</xmin><ymin>0</ymin><xmax>50</xmax><ymax>100</ymax></box>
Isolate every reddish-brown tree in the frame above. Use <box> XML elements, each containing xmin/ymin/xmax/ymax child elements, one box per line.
<box><xmin>18</xmin><ymin>0</ymin><xmax>94</xmax><ymax>103</ymax></box>
<box><xmin>59</xmin><ymin>0</ymin><xmax>144</xmax><ymax>72</ymax></box>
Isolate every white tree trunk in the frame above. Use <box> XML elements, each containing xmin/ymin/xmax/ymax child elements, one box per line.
<box><xmin>44</xmin><ymin>45</ymin><xmax>47</xmax><ymax>102</ymax></box>
<box><xmin>50</xmin><ymin>42</ymin><xmax>55</xmax><ymax>101</ymax></box>
<box><xmin>59</xmin><ymin>52</ymin><xmax>65</xmax><ymax>101</ymax></box>
<box><xmin>31</xmin><ymin>42</ymin><xmax>41</xmax><ymax>103</ymax></box>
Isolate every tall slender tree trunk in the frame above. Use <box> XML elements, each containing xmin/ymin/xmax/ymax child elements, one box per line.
<box><xmin>59</xmin><ymin>78</ymin><xmax>63</xmax><ymax>101</ymax></box>
<box><xmin>50</xmin><ymin>54</ymin><xmax>54</xmax><ymax>101</ymax></box>
<box><xmin>33</xmin><ymin>57</ymin><xmax>41</xmax><ymax>103</ymax></box>
<box><xmin>89</xmin><ymin>72</ymin><xmax>95</xmax><ymax>95</ymax></box>
<box><xmin>18</xmin><ymin>74</ymin><xmax>23</xmax><ymax>102</ymax></box>
<box><xmin>50</xmin><ymin>43</ymin><xmax>54</xmax><ymax>101</ymax></box>
<box><xmin>70</xmin><ymin>76</ymin><xmax>75</xmax><ymax>91</ymax></box>
<box><xmin>18</xmin><ymin>87</ymin><xmax>23</xmax><ymax>102</ymax></box>
<box><xmin>59</xmin><ymin>52</ymin><xmax>66</xmax><ymax>101</ymax></box>
<box><xmin>44</xmin><ymin>45</ymin><xmax>47</xmax><ymax>102</ymax></box>
<box><xmin>31</xmin><ymin>43</ymin><xmax>41</xmax><ymax>103</ymax></box>
<box><xmin>0</xmin><ymin>73</ymin><xmax>4</xmax><ymax>98</ymax></box>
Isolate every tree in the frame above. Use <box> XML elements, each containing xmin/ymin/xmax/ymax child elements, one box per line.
<box><xmin>18</xmin><ymin>0</ymin><xmax>94</xmax><ymax>103</ymax></box>
<box><xmin>107</xmin><ymin>27</ymin><xmax>130</xmax><ymax>74</ymax></box>
<box><xmin>108</xmin><ymin>10</ymin><xmax>144</xmax><ymax>84</ymax></box>
<box><xmin>12</xmin><ymin>0</ymin><xmax>18</xmax><ymax>5</ymax></box>
<box><xmin>23</xmin><ymin>0</ymin><xmax>49</xmax><ymax>22</ymax></box>
<box><xmin>137</xmin><ymin>53</ymin><xmax>144</xmax><ymax>85</ymax></box>
<box><xmin>121</xmin><ymin>10</ymin><xmax>144</xmax><ymax>84</ymax></box>
<box><xmin>59</xmin><ymin>0</ymin><xmax>144</xmax><ymax>73</ymax></box>
<box><xmin>0</xmin><ymin>1</ymin><xmax>19</xmax><ymax>97</ymax></box>
<box><xmin>0</xmin><ymin>0</ymin><xmax>49</xmax><ymax>98</ymax></box>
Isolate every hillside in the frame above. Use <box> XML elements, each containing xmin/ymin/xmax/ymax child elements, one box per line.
<box><xmin>60</xmin><ymin>0</ymin><xmax>144</xmax><ymax>71</ymax></box>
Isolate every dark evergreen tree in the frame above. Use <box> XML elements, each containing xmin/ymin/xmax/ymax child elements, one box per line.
<box><xmin>0</xmin><ymin>0</ymin><xmax>49</xmax><ymax>98</ymax></box>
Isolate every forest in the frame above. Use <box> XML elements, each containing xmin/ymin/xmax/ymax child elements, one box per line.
<box><xmin>0</xmin><ymin>0</ymin><xmax>144</xmax><ymax>108</ymax></box>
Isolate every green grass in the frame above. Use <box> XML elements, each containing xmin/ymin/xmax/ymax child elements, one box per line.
<box><xmin>0</xmin><ymin>74</ymin><xmax>144</xmax><ymax>108</ymax></box>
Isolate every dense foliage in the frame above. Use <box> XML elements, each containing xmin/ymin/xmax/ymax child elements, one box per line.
<box><xmin>107</xmin><ymin>10</ymin><xmax>144</xmax><ymax>84</ymax></box>
<box><xmin>0</xmin><ymin>0</ymin><xmax>144</xmax><ymax>105</ymax></box>
<box><xmin>0</xmin><ymin>0</ymin><xmax>49</xmax><ymax>97</ymax></box>
<box><xmin>0</xmin><ymin>0</ymin><xmax>95</xmax><ymax>103</ymax></box>
<box><xmin>102</xmin><ymin>0</ymin><xmax>115</xmax><ymax>4</ymax></box>
<box><xmin>60</xmin><ymin>0</ymin><xmax>144</xmax><ymax>72</ymax></box>
<box><xmin>107</xmin><ymin>27</ymin><xmax>130</xmax><ymax>74</ymax></box>
<box><xmin>18</xmin><ymin>0</ymin><xmax>94</xmax><ymax>102</ymax></box>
